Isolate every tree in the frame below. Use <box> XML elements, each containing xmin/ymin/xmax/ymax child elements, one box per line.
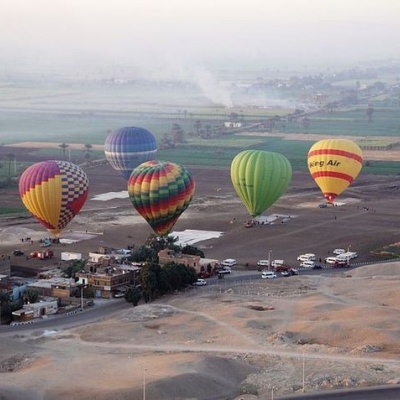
<box><xmin>83</xmin><ymin>143</ymin><xmax>92</xmax><ymax>164</ymax></box>
<box><xmin>171</xmin><ymin>123</ymin><xmax>184</xmax><ymax>144</ymax></box>
<box><xmin>0</xmin><ymin>292</ymin><xmax>10</xmax><ymax>324</ymax></box>
<box><xmin>59</xmin><ymin>142</ymin><xmax>69</xmax><ymax>160</ymax></box>
<box><xmin>124</xmin><ymin>287</ymin><xmax>142</xmax><ymax>307</ymax></box>
<box><xmin>63</xmin><ymin>260</ymin><xmax>86</xmax><ymax>278</ymax></box>
<box><xmin>302</xmin><ymin>117</ymin><xmax>311</xmax><ymax>133</ymax></box>
<box><xmin>194</xmin><ymin>120</ymin><xmax>202</xmax><ymax>136</ymax></box>
<box><xmin>4</xmin><ymin>152</ymin><xmax>15</xmax><ymax>183</ymax></box>
<box><xmin>24</xmin><ymin>289</ymin><xmax>39</xmax><ymax>304</ymax></box>
<box><xmin>366</xmin><ymin>105</ymin><xmax>374</xmax><ymax>123</ymax></box>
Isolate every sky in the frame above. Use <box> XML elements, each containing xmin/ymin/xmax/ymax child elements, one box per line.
<box><xmin>1</xmin><ymin>0</ymin><xmax>400</xmax><ymax>77</ymax></box>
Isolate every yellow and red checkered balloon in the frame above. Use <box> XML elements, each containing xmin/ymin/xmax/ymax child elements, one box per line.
<box><xmin>19</xmin><ymin>160</ymin><xmax>89</xmax><ymax>237</ymax></box>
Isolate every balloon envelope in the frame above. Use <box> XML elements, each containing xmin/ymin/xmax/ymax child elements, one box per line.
<box><xmin>230</xmin><ymin>150</ymin><xmax>292</xmax><ymax>217</ymax></box>
<box><xmin>104</xmin><ymin>126</ymin><xmax>157</xmax><ymax>179</ymax></box>
<box><xmin>307</xmin><ymin>139</ymin><xmax>363</xmax><ymax>202</ymax></box>
<box><xmin>127</xmin><ymin>160</ymin><xmax>195</xmax><ymax>236</ymax></box>
<box><xmin>19</xmin><ymin>160</ymin><xmax>89</xmax><ymax>237</ymax></box>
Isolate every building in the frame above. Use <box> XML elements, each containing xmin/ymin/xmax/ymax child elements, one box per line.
<box><xmin>158</xmin><ymin>249</ymin><xmax>201</xmax><ymax>271</ymax></box>
<box><xmin>75</xmin><ymin>265</ymin><xmax>138</xmax><ymax>298</ymax></box>
<box><xmin>12</xmin><ymin>299</ymin><xmax>58</xmax><ymax>322</ymax></box>
<box><xmin>27</xmin><ymin>277</ymin><xmax>78</xmax><ymax>298</ymax></box>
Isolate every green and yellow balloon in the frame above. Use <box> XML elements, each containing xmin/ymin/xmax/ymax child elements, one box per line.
<box><xmin>230</xmin><ymin>150</ymin><xmax>292</xmax><ymax>217</ymax></box>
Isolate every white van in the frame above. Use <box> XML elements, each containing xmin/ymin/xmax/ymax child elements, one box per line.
<box><xmin>300</xmin><ymin>260</ymin><xmax>315</xmax><ymax>268</ymax></box>
<box><xmin>221</xmin><ymin>259</ymin><xmax>237</xmax><ymax>267</ymax></box>
<box><xmin>261</xmin><ymin>271</ymin><xmax>277</xmax><ymax>279</ymax></box>
<box><xmin>297</xmin><ymin>254</ymin><xmax>315</xmax><ymax>262</ymax></box>
<box><xmin>271</xmin><ymin>259</ymin><xmax>285</xmax><ymax>268</ymax></box>
<box><xmin>257</xmin><ymin>259</ymin><xmax>270</xmax><ymax>267</ymax></box>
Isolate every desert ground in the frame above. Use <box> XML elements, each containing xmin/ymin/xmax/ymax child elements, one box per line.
<box><xmin>1</xmin><ymin>147</ymin><xmax>400</xmax><ymax>399</ymax></box>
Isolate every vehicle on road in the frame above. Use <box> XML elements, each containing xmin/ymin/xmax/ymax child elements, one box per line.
<box><xmin>290</xmin><ymin>268</ymin><xmax>299</xmax><ymax>275</ymax></box>
<box><xmin>261</xmin><ymin>271</ymin><xmax>277</xmax><ymax>279</ymax></box>
<box><xmin>13</xmin><ymin>250</ymin><xmax>24</xmax><ymax>256</ymax></box>
<box><xmin>274</xmin><ymin>265</ymin><xmax>290</xmax><ymax>272</ymax></box>
<box><xmin>300</xmin><ymin>260</ymin><xmax>315</xmax><ymax>268</ymax></box>
<box><xmin>281</xmin><ymin>270</ymin><xmax>290</xmax><ymax>277</ymax></box>
<box><xmin>193</xmin><ymin>279</ymin><xmax>207</xmax><ymax>286</ymax></box>
<box><xmin>313</xmin><ymin>265</ymin><xmax>322</xmax><ymax>269</ymax></box>
<box><xmin>217</xmin><ymin>266</ymin><xmax>231</xmax><ymax>274</ymax></box>
<box><xmin>325</xmin><ymin>256</ymin><xmax>339</xmax><ymax>264</ymax></box>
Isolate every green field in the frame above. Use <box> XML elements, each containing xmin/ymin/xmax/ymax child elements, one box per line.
<box><xmin>1</xmin><ymin>78</ymin><xmax>400</xmax><ymax>177</ymax></box>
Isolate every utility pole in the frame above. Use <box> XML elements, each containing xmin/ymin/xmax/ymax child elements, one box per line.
<box><xmin>302</xmin><ymin>350</ymin><xmax>305</xmax><ymax>393</ymax></box>
<box><xmin>143</xmin><ymin>368</ymin><xmax>147</xmax><ymax>400</ymax></box>
<box><xmin>268</xmin><ymin>250</ymin><xmax>272</xmax><ymax>271</ymax></box>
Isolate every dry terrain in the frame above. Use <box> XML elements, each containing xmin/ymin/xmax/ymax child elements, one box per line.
<box><xmin>1</xmin><ymin>144</ymin><xmax>400</xmax><ymax>399</ymax></box>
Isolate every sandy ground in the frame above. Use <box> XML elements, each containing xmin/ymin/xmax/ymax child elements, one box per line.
<box><xmin>2</xmin><ymin>153</ymin><xmax>400</xmax><ymax>399</ymax></box>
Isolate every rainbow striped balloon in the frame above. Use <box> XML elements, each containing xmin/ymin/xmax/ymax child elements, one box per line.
<box><xmin>307</xmin><ymin>139</ymin><xmax>363</xmax><ymax>203</ymax></box>
<box><xmin>127</xmin><ymin>160</ymin><xmax>195</xmax><ymax>237</ymax></box>
<box><xmin>19</xmin><ymin>160</ymin><xmax>89</xmax><ymax>237</ymax></box>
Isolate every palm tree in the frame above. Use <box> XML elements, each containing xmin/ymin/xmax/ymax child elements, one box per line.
<box><xmin>83</xmin><ymin>143</ymin><xmax>92</xmax><ymax>164</ymax></box>
<box><xmin>59</xmin><ymin>143</ymin><xmax>69</xmax><ymax>160</ymax></box>
<box><xmin>5</xmin><ymin>152</ymin><xmax>15</xmax><ymax>183</ymax></box>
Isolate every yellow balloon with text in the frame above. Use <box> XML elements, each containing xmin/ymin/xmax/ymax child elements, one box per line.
<box><xmin>307</xmin><ymin>139</ymin><xmax>363</xmax><ymax>203</ymax></box>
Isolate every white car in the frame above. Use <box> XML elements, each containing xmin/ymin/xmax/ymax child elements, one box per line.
<box><xmin>333</xmin><ymin>249</ymin><xmax>346</xmax><ymax>255</ymax></box>
<box><xmin>297</xmin><ymin>254</ymin><xmax>315</xmax><ymax>262</ymax></box>
<box><xmin>221</xmin><ymin>259</ymin><xmax>237</xmax><ymax>267</ymax></box>
<box><xmin>325</xmin><ymin>257</ymin><xmax>338</xmax><ymax>264</ymax></box>
<box><xmin>193</xmin><ymin>279</ymin><xmax>207</xmax><ymax>286</ymax></box>
<box><xmin>300</xmin><ymin>260</ymin><xmax>315</xmax><ymax>268</ymax></box>
<box><xmin>257</xmin><ymin>259</ymin><xmax>270</xmax><ymax>267</ymax></box>
<box><xmin>271</xmin><ymin>259</ymin><xmax>285</xmax><ymax>268</ymax></box>
<box><xmin>261</xmin><ymin>271</ymin><xmax>277</xmax><ymax>279</ymax></box>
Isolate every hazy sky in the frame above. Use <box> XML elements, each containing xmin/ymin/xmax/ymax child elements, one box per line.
<box><xmin>1</xmin><ymin>0</ymin><xmax>400</xmax><ymax>76</ymax></box>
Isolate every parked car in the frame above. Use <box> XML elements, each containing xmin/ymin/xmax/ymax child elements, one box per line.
<box><xmin>13</xmin><ymin>250</ymin><xmax>24</xmax><ymax>256</ymax></box>
<box><xmin>333</xmin><ymin>249</ymin><xmax>346</xmax><ymax>255</ymax></box>
<box><xmin>221</xmin><ymin>259</ymin><xmax>237</xmax><ymax>267</ymax></box>
<box><xmin>257</xmin><ymin>259</ymin><xmax>270</xmax><ymax>267</ymax></box>
<box><xmin>261</xmin><ymin>271</ymin><xmax>277</xmax><ymax>279</ymax></box>
<box><xmin>193</xmin><ymin>279</ymin><xmax>207</xmax><ymax>286</ymax></box>
<box><xmin>300</xmin><ymin>260</ymin><xmax>315</xmax><ymax>268</ymax></box>
<box><xmin>271</xmin><ymin>259</ymin><xmax>285</xmax><ymax>268</ymax></box>
<box><xmin>297</xmin><ymin>254</ymin><xmax>315</xmax><ymax>262</ymax></box>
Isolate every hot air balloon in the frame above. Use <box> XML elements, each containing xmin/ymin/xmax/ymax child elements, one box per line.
<box><xmin>19</xmin><ymin>160</ymin><xmax>89</xmax><ymax>237</ymax></box>
<box><xmin>127</xmin><ymin>160</ymin><xmax>195</xmax><ymax>236</ymax></box>
<box><xmin>307</xmin><ymin>138</ymin><xmax>363</xmax><ymax>203</ymax></box>
<box><xmin>230</xmin><ymin>150</ymin><xmax>292</xmax><ymax>217</ymax></box>
<box><xmin>104</xmin><ymin>126</ymin><xmax>157</xmax><ymax>179</ymax></box>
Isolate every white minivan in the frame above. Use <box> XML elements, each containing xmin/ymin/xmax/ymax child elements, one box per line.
<box><xmin>221</xmin><ymin>259</ymin><xmax>237</xmax><ymax>267</ymax></box>
<box><xmin>297</xmin><ymin>254</ymin><xmax>315</xmax><ymax>262</ymax></box>
<box><xmin>261</xmin><ymin>271</ymin><xmax>277</xmax><ymax>279</ymax></box>
<box><xmin>300</xmin><ymin>260</ymin><xmax>315</xmax><ymax>268</ymax></box>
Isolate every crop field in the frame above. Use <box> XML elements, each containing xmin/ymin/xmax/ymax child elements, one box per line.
<box><xmin>1</xmin><ymin>78</ymin><xmax>400</xmax><ymax>179</ymax></box>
